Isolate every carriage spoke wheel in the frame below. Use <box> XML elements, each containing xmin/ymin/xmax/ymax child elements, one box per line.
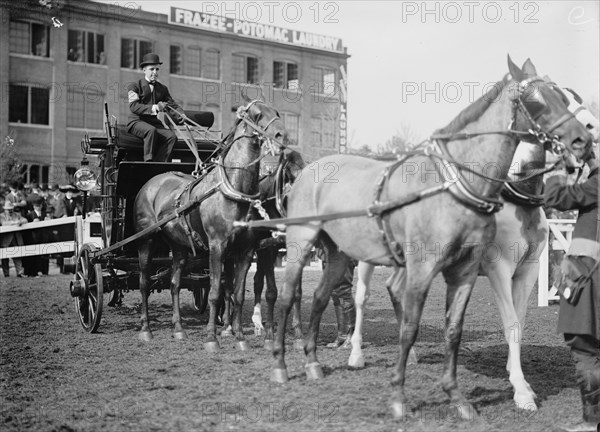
<box><xmin>74</xmin><ymin>244</ymin><xmax>104</xmax><ymax>333</ymax></box>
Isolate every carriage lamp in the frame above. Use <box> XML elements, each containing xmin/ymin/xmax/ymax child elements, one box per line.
<box><xmin>74</xmin><ymin>157</ymin><xmax>98</xmax><ymax>221</ymax></box>
<box><xmin>74</xmin><ymin>157</ymin><xmax>97</xmax><ymax>192</ymax></box>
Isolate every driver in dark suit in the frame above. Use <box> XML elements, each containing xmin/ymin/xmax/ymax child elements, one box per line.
<box><xmin>126</xmin><ymin>53</ymin><xmax>182</xmax><ymax>162</ymax></box>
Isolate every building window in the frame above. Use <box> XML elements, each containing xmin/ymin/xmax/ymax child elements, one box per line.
<box><xmin>186</xmin><ymin>47</ymin><xmax>201</xmax><ymax>77</ymax></box>
<box><xmin>273</xmin><ymin>61</ymin><xmax>299</xmax><ymax>90</ymax></box>
<box><xmin>66</xmin><ymin>88</ymin><xmax>104</xmax><ymax>129</ymax></box>
<box><xmin>68</xmin><ymin>30</ymin><xmax>105</xmax><ymax>64</ymax></box>
<box><xmin>311</xmin><ymin>67</ymin><xmax>336</xmax><ymax>95</ymax></box>
<box><xmin>121</xmin><ymin>38</ymin><xmax>153</xmax><ymax>69</ymax></box>
<box><xmin>203</xmin><ymin>49</ymin><xmax>220</xmax><ymax>80</ymax></box>
<box><xmin>9</xmin><ymin>20</ymin><xmax>50</xmax><ymax>57</ymax></box>
<box><xmin>170</xmin><ymin>45</ymin><xmax>182</xmax><ymax>75</ymax></box>
<box><xmin>9</xmin><ymin>85</ymin><xmax>50</xmax><ymax>125</ymax></box>
<box><xmin>311</xmin><ymin>116</ymin><xmax>322</xmax><ymax>147</ymax></box>
<box><xmin>281</xmin><ymin>112</ymin><xmax>299</xmax><ymax>146</ymax></box>
<box><xmin>312</xmin><ymin>114</ymin><xmax>335</xmax><ymax>147</ymax></box>
<box><xmin>232</xmin><ymin>54</ymin><xmax>259</xmax><ymax>84</ymax></box>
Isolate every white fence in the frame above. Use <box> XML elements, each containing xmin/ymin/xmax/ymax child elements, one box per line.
<box><xmin>0</xmin><ymin>216</ymin><xmax>77</xmax><ymax>259</ymax></box>
<box><xmin>537</xmin><ymin>219</ymin><xmax>576</xmax><ymax>307</ymax></box>
<box><xmin>1</xmin><ymin>214</ymin><xmax>574</xmax><ymax>307</ymax></box>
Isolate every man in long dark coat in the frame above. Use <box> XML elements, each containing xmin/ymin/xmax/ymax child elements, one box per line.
<box><xmin>545</xmin><ymin>150</ymin><xmax>599</xmax><ymax>432</ymax></box>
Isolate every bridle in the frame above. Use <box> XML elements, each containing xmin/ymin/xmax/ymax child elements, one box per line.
<box><xmin>216</xmin><ymin>100</ymin><xmax>286</xmax><ymax>204</ymax></box>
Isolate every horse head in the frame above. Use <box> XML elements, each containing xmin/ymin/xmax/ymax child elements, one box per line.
<box><xmin>506</xmin><ymin>56</ymin><xmax>593</xmax><ymax>162</ymax></box>
<box><xmin>235</xmin><ymin>99</ymin><xmax>288</xmax><ymax>157</ymax></box>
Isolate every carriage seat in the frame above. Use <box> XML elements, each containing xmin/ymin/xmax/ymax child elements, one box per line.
<box><xmin>115</xmin><ymin>111</ymin><xmax>216</xmax><ymax>162</ymax></box>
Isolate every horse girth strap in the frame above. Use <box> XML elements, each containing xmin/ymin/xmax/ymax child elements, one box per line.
<box><xmin>175</xmin><ymin>182</ymin><xmax>221</xmax><ymax>256</ymax></box>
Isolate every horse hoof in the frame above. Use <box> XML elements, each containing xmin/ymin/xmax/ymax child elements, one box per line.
<box><xmin>271</xmin><ymin>368</ymin><xmax>289</xmax><ymax>383</ymax></box>
<box><xmin>236</xmin><ymin>340</ymin><xmax>250</xmax><ymax>351</ymax></box>
<box><xmin>453</xmin><ymin>403</ymin><xmax>476</xmax><ymax>420</ymax></box>
<box><xmin>408</xmin><ymin>348</ymin><xmax>418</xmax><ymax>365</ymax></box>
<box><xmin>172</xmin><ymin>331</ymin><xmax>188</xmax><ymax>340</ymax></box>
<box><xmin>204</xmin><ymin>341</ymin><xmax>220</xmax><ymax>352</ymax></box>
<box><xmin>138</xmin><ymin>331</ymin><xmax>153</xmax><ymax>342</ymax></box>
<box><xmin>514</xmin><ymin>394</ymin><xmax>537</xmax><ymax>411</ymax></box>
<box><xmin>348</xmin><ymin>353</ymin><xmax>365</xmax><ymax>369</ymax></box>
<box><xmin>305</xmin><ymin>362</ymin><xmax>324</xmax><ymax>380</ymax></box>
<box><xmin>221</xmin><ymin>327</ymin><xmax>233</xmax><ymax>337</ymax></box>
<box><xmin>390</xmin><ymin>402</ymin><xmax>410</xmax><ymax>420</ymax></box>
<box><xmin>264</xmin><ymin>340</ymin><xmax>274</xmax><ymax>351</ymax></box>
<box><xmin>293</xmin><ymin>339</ymin><xmax>304</xmax><ymax>351</ymax></box>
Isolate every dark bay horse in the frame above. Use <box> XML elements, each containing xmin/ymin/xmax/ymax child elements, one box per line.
<box><xmin>219</xmin><ymin>151</ymin><xmax>306</xmax><ymax>349</ymax></box>
<box><xmin>133</xmin><ymin>100</ymin><xmax>288</xmax><ymax>349</ymax></box>
<box><xmin>271</xmin><ymin>57</ymin><xmax>593</xmax><ymax>420</ymax></box>
<box><xmin>348</xmin><ymin>83</ymin><xmax>599</xmax><ymax>411</ymax></box>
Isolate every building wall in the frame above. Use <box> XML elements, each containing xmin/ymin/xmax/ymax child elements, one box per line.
<box><xmin>0</xmin><ymin>0</ymin><xmax>349</xmax><ymax>185</ymax></box>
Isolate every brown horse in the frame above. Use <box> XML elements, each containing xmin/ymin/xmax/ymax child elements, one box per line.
<box><xmin>133</xmin><ymin>100</ymin><xmax>288</xmax><ymax>349</ymax></box>
<box><xmin>252</xmin><ymin>152</ymin><xmax>306</xmax><ymax>350</ymax></box>
<box><xmin>220</xmin><ymin>151</ymin><xmax>306</xmax><ymax>349</ymax></box>
<box><xmin>271</xmin><ymin>57</ymin><xmax>593</xmax><ymax>420</ymax></box>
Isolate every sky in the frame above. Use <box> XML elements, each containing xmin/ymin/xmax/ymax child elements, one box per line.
<box><xmin>97</xmin><ymin>0</ymin><xmax>600</xmax><ymax>150</ymax></box>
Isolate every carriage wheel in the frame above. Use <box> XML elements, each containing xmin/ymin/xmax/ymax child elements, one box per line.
<box><xmin>73</xmin><ymin>244</ymin><xmax>104</xmax><ymax>333</ymax></box>
<box><xmin>192</xmin><ymin>286</ymin><xmax>210</xmax><ymax>314</ymax></box>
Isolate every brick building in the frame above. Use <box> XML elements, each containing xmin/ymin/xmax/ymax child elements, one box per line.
<box><xmin>0</xmin><ymin>0</ymin><xmax>349</xmax><ymax>184</ymax></box>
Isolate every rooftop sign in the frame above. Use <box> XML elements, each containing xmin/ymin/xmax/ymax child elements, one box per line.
<box><xmin>169</xmin><ymin>7</ymin><xmax>344</xmax><ymax>54</ymax></box>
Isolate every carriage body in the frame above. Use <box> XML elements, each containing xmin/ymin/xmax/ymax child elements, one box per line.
<box><xmin>70</xmin><ymin>109</ymin><xmax>220</xmax><ymax>332</ymax></box>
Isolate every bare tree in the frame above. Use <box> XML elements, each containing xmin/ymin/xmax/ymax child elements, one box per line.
<box><xmin>0</xmin><ymin>133</ymin><xmax>24</xmax><ymax>185</ymax></box>
<box><xmin>376</xmin><ymin>122</ymin><xmax>421</xmax><ymax>156</ymax></box>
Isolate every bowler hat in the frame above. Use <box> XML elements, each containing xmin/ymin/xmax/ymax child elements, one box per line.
<box><xmin>140</xmin><ymin>53</ymin><xmax>162</xmax><ymax>68</ymax></box>
<box><xmin>59</xmin><ymin>184</ymin><xmax>78</xmax><ymax>193</ymax></box>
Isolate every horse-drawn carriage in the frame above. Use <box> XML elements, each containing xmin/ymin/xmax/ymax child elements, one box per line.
<box><xmin>69</xmin><ymin>104</ymin><xmax>220</xmax><ymax>333</ymax></box>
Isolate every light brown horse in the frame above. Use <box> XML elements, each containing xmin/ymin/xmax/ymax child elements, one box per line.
<box><xmin>271</xmin><ymin>57</ymin><xmax>593</xmax><ymax>420</ymax></box>
<box><xmin>133</xmin><ymin>100</ymin><xmax>288</xmax><ymax>349</ymax></box>
<box><xmin>348</xmin><ymin>84</ymin><xmax>599</xmax><ymax>411</ymax></box>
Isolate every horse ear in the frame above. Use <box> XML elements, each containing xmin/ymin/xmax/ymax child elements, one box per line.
<box><xmin>241</xmin><ymin>93</ymin><xmax>252</xmax><ymax>104</ymax></box>
<box><xmin>507</xmin><ymin>55</ymin><xmax>523</xmax><ymax>81</ymax></box>
<box><xmin>521</xmin><ymin>58</ymin><xmax>537</xmax><ymax>76</ymax></box>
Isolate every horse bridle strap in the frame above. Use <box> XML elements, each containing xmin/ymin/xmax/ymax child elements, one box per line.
<box><xmin>217</xmin><ymin>157</ymin><xmax>260</xmax><ymax>203</ymax></box>
<box><xmin>501</xmin><ymin>183</ymin><xmax>544</xmax><ymax>207</ymax></box>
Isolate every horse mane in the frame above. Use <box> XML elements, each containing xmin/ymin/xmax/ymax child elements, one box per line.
<box><xmin>435</xmin><ymin>77</ymin><xmax>509</xmax><ymax>135</ymax></box>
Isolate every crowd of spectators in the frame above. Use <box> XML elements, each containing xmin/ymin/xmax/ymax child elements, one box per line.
<box><xmin>0</xmin><ymin>181</ymin><xmax>84</xmax><ymax>278</ymax></box>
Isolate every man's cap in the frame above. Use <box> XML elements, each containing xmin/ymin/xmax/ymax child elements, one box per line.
<box><xmin>140</xmin><ymin>53</ymin><xmax>162</xmax><ymax>68</ymax></box>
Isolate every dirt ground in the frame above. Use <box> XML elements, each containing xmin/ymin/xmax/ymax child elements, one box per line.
<box><xmin>0</xmin><ymin>261</ymin><xmax>582</xmax><ymax>432</ymax></box>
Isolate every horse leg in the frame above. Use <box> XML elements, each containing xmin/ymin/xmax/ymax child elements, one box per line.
<box><xmin>389</xmin><ymin>262</ymin><xmax>438</xmax><ymax>420</ymax></box>
<box><xmin>485</xmin><ymin>259</ymin><xmax>537</xmax><ymax>410</ymax></box>
<box><xmin>386</xmin><ymin>268</ymin><xmax>418</xmax><ymax>364</ymax></box>
<box><xmin>138</xmin><ymin>238</ymin><xmax>156</xmax><ymax>341</ymax></box>
<box><xmin>348</xmin><ymin>261</ymin><xmax>374</xmax><ymax>368</ymax></box>
<box><xmin>253</xmin><ymin>248</ymin><xmax>268</xmax><ymax>338</ymax></box>
<box><xmin>205</xmin><ymin>241</ymin><xmax>224</xmax><ymax>351</ymax></box>
<box><xmin>263</xmin><ymin>247</ymin><xmax>278</xmax><ymax>350</ymax></box>
<box><xmin>220</xmin><ymin>258</ymin><xmax>234</xmax><ymax>337</ymax></box>
<box><xmin>439</xmin><ymin>265</ymin><xmax>480</xmax><ymax>421</ymax></box>
<box><xmin>291</xmin><ymin>275</ymin><xmax>304</xmax><ymax>351</ymax></box>
<box><xmin>170</xmin><ymin>248</ymin><xmax>188</xmax><ymax>340</ymax></box>
<box><xmin>511</xmin><ymin>260</ymin><xmax>541</xmax><ymax>405</ymax></box>
<box><xmin>304</xmin><ymin>243</ymin><xmax>352</xmax><ymax>379</ymax></box>
<box><xmin>231</xmin><ymin>246</ymin><xmax>254</xmax><ymax>351</ymax></box>
<box><xmin>272</xmin><ymin>225</ymin><xmax>318</xmax><ymax>383</ymax></box>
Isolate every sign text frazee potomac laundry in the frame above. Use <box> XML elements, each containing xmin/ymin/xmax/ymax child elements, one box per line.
<box><xmin>169</xmin><ymin>7</ymin><xmax>344</xmax><ymax>54</ymax></box>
